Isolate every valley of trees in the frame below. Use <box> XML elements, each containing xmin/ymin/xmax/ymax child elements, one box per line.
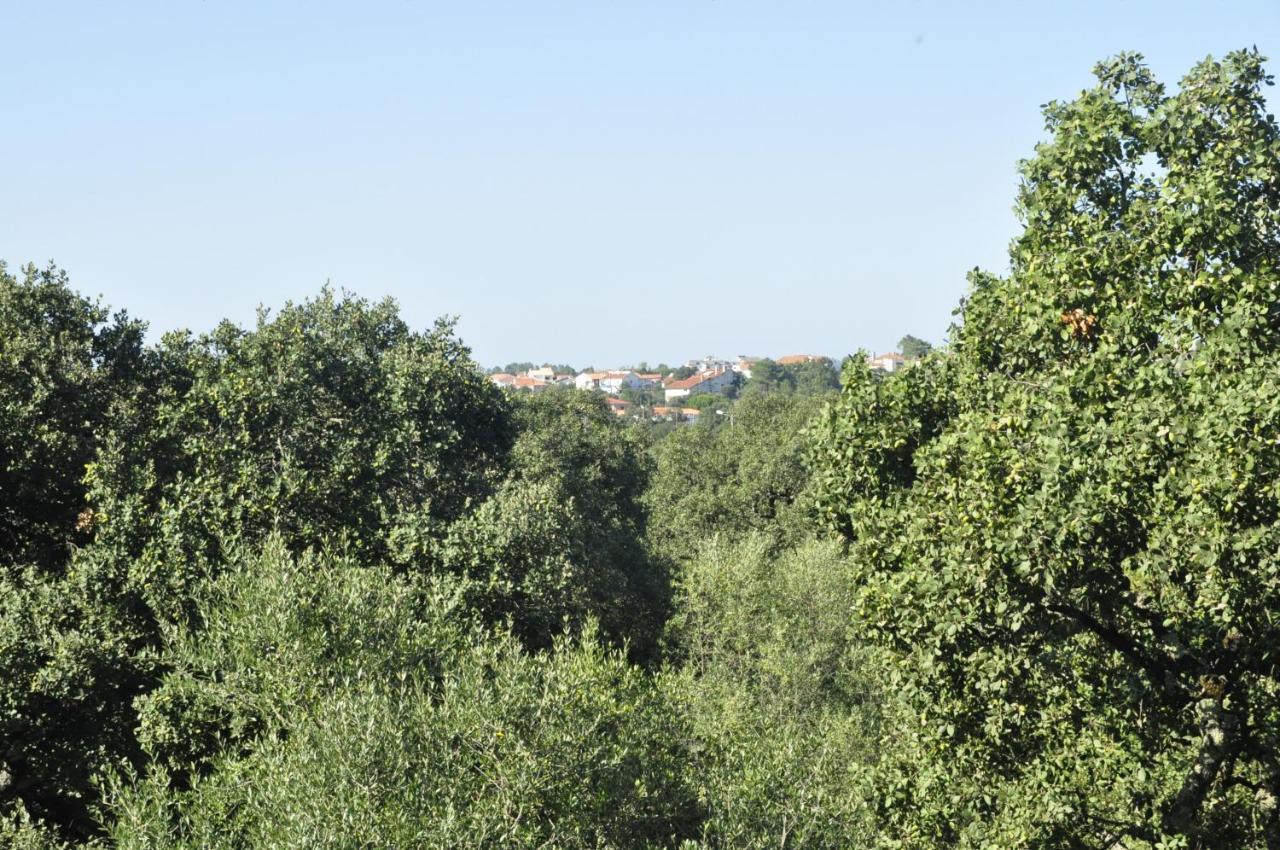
<box><xmin>3</xmin><ymin>50</ymin><xmax>1280</xmax><ymax>848</ymax></box>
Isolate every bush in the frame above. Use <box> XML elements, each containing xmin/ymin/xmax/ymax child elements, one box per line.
<box><xmin>0</xmin><ymin>550</ymin><xmax>158</xmax><ymax>840</ymax></box>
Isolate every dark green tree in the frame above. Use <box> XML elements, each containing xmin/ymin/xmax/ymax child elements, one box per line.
<box><xmin>897</xmin><ymin>334</ymin><xmax>933</xmax><ymax>360</ymax></box>
<box><xmin>0</xmin><ymin>262</ymin><xmax>145</xmax><ymax>574</ymax></box>
<box><xmin>0</xmin><ymin>264</ymin><xmax>153</xmax><ymax>840</ymax></box>
<box><xmin>809</xmin><ymin>51</ymin><xmax>1280</xmax><ymax>846</ymax></box>
<box><xmin>788</xmin><ymin>358</ymin><xmax>840</xmax><ymax>395</ymax></box>
<box><xmin>437</xmin><ymin>389</ymin><xmax>670</xmax><ymax>658</ymax></box>
<box><xmin>87</xmin><ymin>290</ymin><xmax>512</xmax><ymax>620</ymax></box>
<box><xmin>740</xmin><ymin>359</ymin><xmax>793</xmax><ymax>397</ymax></box>
<box><xmin>648</xmin><ymin>393</ymin><xmax>828</xmax><ymax>560</ymax></box>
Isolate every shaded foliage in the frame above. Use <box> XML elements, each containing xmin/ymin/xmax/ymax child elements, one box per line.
<box><xmin>897</xmin><ymin>334</ymin><xmax>933</xmax><ymax>360</ymax></box>
<box><xmin>0</xmin><ymin>262</ymin><xmax>145</xmax><ymax>574</ymax></box>
<box><xmin>741</xmin><ymin>358</ymin><xmax>839</xmax><ymax>398</ymax></box>
<box><xmin>437</xmin><ymin>389</ymin><xmax>669</xmax><ymax>659</ymax></box>
<box><xmin>87</xmin><ymin>291</ymin><xmax>512</xmax><ymax>609</ymax></box>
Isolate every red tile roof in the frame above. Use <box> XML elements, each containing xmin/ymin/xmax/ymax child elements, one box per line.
<box><xmin>665</xmin><ymin>368</ymin><xmax>730</xmax><ymax>391</ymax></box>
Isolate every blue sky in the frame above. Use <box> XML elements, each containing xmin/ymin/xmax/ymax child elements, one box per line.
<box><xmin>3</xmin><ymin>1</ymin><xmax>1279</xmax><ymax>368</ymax></box>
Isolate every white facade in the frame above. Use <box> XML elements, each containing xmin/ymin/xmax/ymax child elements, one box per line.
<box><xmin>664</xmin><ymin>387</ymin><xmax>690</xmax><ymax>402</ymax></box>
<box><xmin>870</xmin><ymin>352</ymin><xmax>905</xmax><ymax>373</ymax></box>
<box><xmin>685</xmin><ymin>355</ymin><xmax>734</xmax><ymax>373</ymax></box>
<box><xmin>575</xmin><ymin>372</ymin><xmax>603</xmax><ymax>391</ymax></box>
<box><xmin>663</xmin><ymin>368</ymin><xmax>737</xmax><ymax>402</ymax></box>
<box><xmin>599</xmin><ymin>371</ymin><xmax>645</xmax><ymax>394</ymax></box>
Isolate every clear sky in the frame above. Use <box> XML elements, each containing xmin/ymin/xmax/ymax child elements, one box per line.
<box><xmin>4</xmin><ymin>1</ymin><xmax>1279</xmax><ymax>368</ymax></box>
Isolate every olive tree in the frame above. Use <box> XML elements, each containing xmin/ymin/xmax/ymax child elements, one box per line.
<box><xmin>105</xmin><ymin>543</ymin><xmax>701</xmax><ymax>850</ymax></box>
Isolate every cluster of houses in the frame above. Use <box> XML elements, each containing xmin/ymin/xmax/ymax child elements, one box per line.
<box><xmin>488</xmin><ymin>367</ymin><xmax>663</xmax><ymax>395</ymax></box>
<box><xmin>489</xmin><ymin>351</ymin><xmax>909</xmax><ymax>423</ymax></box>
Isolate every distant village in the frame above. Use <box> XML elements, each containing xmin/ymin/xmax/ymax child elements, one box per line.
<box><xmin>488</xmin><ymin>350</ymin><xmax>909</xmax><ymax>424</ymax></box>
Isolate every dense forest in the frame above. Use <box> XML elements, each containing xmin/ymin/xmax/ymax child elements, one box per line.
<box><xmin>3</xmin><ymin>50</ymin><xmax>1280</xmax><ymax>848</ymax></box>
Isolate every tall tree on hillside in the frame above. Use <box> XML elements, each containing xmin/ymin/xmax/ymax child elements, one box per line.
<box><xmin>897</xmin><ymin>334</ymin><xmax>933</xmax><ymax>360</ymax></box>
<box><xmin>810</xmin><ymin>51</ymin><xmax>1280</xmax><ymax>846</ymax></box>
<box><xmin>788</xmin><ymin>358</ymin><xmax>841</xmax><ymax>395</ymax></box>
<box><xmin>741</xmin><ymin>359</ymin><xmax>793</xmax><ymax>397</ymax></box>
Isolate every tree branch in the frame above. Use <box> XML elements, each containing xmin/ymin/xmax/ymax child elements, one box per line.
<box><xmin>1044</xmin><ymin>598</ymin><xmax>1189</xmax><ymax>699</ymax></box>
<box><xmin>1161</xmin><ymin>699</ymin><xmax>1242</xmax><ymax>837</ymax></box>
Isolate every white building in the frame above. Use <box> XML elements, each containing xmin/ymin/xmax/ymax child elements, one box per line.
<box><xmin>685</xmin><ymin>355</ymin><xmax>734</xmax><ymax>373</ymax></box>
<box><xmin>664</xmin><ymin>367</ymin><xmax>737</xmax><ymax>402</ymax></box>
<box><xmin>575</xmin><ymin>371</ymin><xmax>606</xmax><ymax>391</ymax></box>
<box><xmin>599</xmin><ymin>370</ymin><xmax>647</xmax><ymax>394</ymax></box>
<box><xmin>734</xmin><ymin>356</ymin><xmax>762</xmax><ymax>380</ymax></box>
<box><xmin>870</xmin><ymin>352</ymin><xmax>906</xmax><ymax>373</ymax></box>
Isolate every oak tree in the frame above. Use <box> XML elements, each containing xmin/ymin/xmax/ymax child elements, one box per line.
<box><xmin>810</xmin><ymin>51</ymin><xmax>1280</xmax><ymax>847</ymax></box>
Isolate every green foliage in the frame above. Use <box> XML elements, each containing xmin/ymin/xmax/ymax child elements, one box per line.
<box><xmin>88</xmin><ymin>291</ymin><xmax>511</xmax><ymax>608</ymax></box>
<box><xmin>809</xmin><ymin>50</ymin><xmax>1280</xmax><ymax>847</ymax></box>
<box><xmin>429</xmin><ymin>389</ymin><xmax>668</xmax><ymax>658</ymax></box>
<box><xmin>1</xmin><ymin>278</ymin><xmax>673</xmax><ymax>841</ymax></box>
<box><xmin>621</xmin><ymin>384</ymin><xmax>663</xmax><ymax>407</ymax></box>
<box><xmin>741</xmin><ymin>358</ymin><xmax>839</xmax><ymax>398</ymax></box>
<box><xmin>0</xmin><ymin>262</ymin><xmax>145</xmax><ymax>574</ymax></box>
<box><xmin>106</xmin><ymin>543</ymin><xmax>700</xmax><ymax>849</ymax></box>
<box><xmin>0</xmin><ymin>551</ymin><xmax>159</xmax><ymax>839</ymax></box>
<box><xmin>0</xmin><ymin>806</ymin><xmax>81</xmax><ymax>850</ymax></box>
<box><xmin>681</xmin><ymin>393</ymin><xmax>722</xmax><ymax>412</ymax></box>
<box><xmin>897</xmin><ymin>334</ymin><xmax>933</xmax><ymax>360</ymax></box>
<box><xmin>647</xmin><ymin>394</ymin><xmax>828</xmax><ymax>560</ymax></box>
<box><xmin>740</xmin><ymin>359</ymin><xmax>789</xmax><ymax>396</ymax></box>
<box><xmin>788</xmin><ymin>359</ymin><xmax>841</xmax><ymax>395</ymax></box>
<box><xmin>663</xmin><ymin>537</ymin><xmax>879</xmax><ymax>848</ymax></box>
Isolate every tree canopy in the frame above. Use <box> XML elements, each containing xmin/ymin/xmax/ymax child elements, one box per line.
<box><xmin>5</xmin><ymin>47</ymin><xmax>1280</xmax><ymax>850</ymax></box>
<box><xmin>741</xmin><ymin>358</ymin><xmax>839</xmax><ymax>398</ymax></box>
<box><xmin>809</xmin><ymin>49</ymin><xmax>1280</xmax><ymax>847</ymax></box>
<box><xmin>897</xmin><ymin>334</ymin><xmax>933</xmax><ymax>360</ymax></box>
<box><xmin>647</xmin><ymin>393</ymin><xmax>829</xmax><ymax>560</ymax></box>
<box><xmin>0</xmin><ymin>286</ymin><xmax>671</xmax><ymax>841</ymax></box>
